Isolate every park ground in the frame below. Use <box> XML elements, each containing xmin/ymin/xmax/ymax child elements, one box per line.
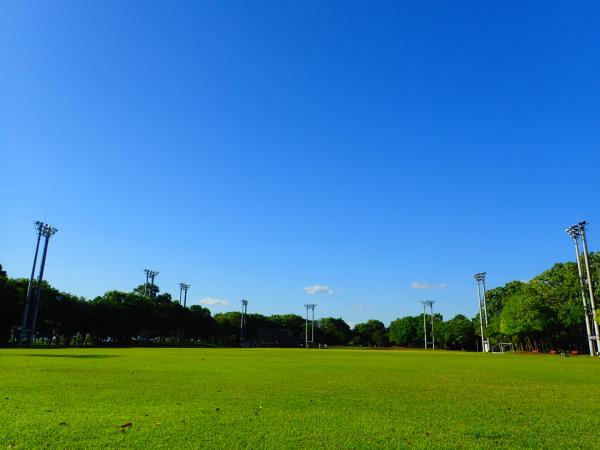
<box><xmin>1</xmin><ymin>348</ymin><xmax>599</xmax><ymax>449</ymax></box>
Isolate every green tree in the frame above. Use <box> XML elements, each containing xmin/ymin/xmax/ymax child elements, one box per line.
<box><xmin>443</xmin><ymin>314</ymin><xmax>476</xmax><ymax>350</ymax></box>
<box><xmin>388</xmin><ymin>316</ymin><xmax>422</xmax><ymax>347</ymax></box>
<box><xmin>352</xmin><ymin>320</ymin><xmax>388</xmax><ymax>346</ymax></box>
<box><xmin>317</xmin><ymin>317</ymin><xmax>352</xmax><ymax>345</ymax></box>
<box><xmin>500</xmin><ymin>285</ymin><xmax>554</xmax><ymax>351</ymax></box>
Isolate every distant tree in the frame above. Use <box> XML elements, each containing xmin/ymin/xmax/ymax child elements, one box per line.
<box><xmin>388</xmin><ymin>316</ymin><xmax>421</xmax><ymax>347</ymax></box>
<box><xmin>317</xmin><ymin>317</ymin><xmax>352</xmax><ymax>345</ymax></box>
<box><xmin>214</xmin><ymin>312</ymin><xmax>242</xmax><ymax>345</ymax></box>
<box><xmin>500</xmin><ymin>285</ymin><xmax>554</xmax><ymax>351</ymax></box>
<box><xmin>443</xmin><ymin>314</ymin><xmax>476</xmax><ymax>350</ymax></box>
<box><xmin>133</xmin><ymin>283</ymin><xmax>159</xmax><ymax>297</ymax></box>
<box><xmin>0</xmin><ymin>265</ymin><xmax>22</xmax><ymax>344</ymax></box>
<box><xmin>352</xmin><ymin>320</ymin><xmax>388</xmax><ymax>346</ymax></box>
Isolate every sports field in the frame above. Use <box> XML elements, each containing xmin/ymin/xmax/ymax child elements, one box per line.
<box><xmin>1</xmin><ymin>348</ymin><xmax>599</xmax><ymax>449</ymax></box>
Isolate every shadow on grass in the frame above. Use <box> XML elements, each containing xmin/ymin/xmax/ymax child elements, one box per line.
<box><xmin>14</xmin><ymin>354</ymin><xmax>119</xmax><ymax>359</ymax></box>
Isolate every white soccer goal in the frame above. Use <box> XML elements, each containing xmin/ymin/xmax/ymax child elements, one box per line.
<box><xmin>491</xmin><ymin>343</ymin><xmax>513</xmax><ymax>354</ymax></box>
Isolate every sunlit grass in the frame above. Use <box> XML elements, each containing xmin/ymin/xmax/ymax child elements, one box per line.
<box><xmin>1</xmin><ymin>348</ymin><xmax>599</xmax><ymax>448</ymax></box>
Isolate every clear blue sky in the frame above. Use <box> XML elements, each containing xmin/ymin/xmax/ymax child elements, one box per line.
<box><xmin>2</xmin><ymin>1</ymin><xmax>599</xmax><ymax>326</ymax></box>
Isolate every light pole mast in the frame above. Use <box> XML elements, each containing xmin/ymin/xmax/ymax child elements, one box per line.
<box><xmin>473</xmin><ymin>273</ymin><xmax>488</xmax><ymax>353</ymax></box>
<box><xmin>566</xmin><ymin>223</ymin><xmax>597</xmax><ymax>356</ymax></box>
<box><xmin>422</xmin><ymin>301</ymin><xmax>427</xmax><ymax>349</ymax></box>
<box><xmin>420</xmin><ymin>301</ymin><xmax>435</xmax><ymax>350</ymax></box>
<box><xmin>28</xmin><ymin>223</ymin><xmax>58</xmax><ymax>346</ymax></box>
<box><xmin>430</xmin><ymin>301</ymin><xmax>436</xmax><ymax>350</ymax></box>
<box><xmin>179</xmin><ymin>283</ymin><xmax>190</xmax><ymax>307</ymax></box>
<box><xmin>304</xmin><ymin>304</ymin><xmax>316</xmax><ymax>348</ymax></box>
<box><xmin>19</xmin><ymin>221</ymin><xmax>45</xmax><ymax>346</ymax></box>
<box><xmin>144</xmin><ymin>269</ymin><xmax>150</xmax><ymax>296</ymax></box>
<box><xmin>578</xmin><ymin>222</ymin><xmax>600</xmax><ymax>355</ymax></box>
<box><xmin>240</xmin><ymin>300</ymin><xmax>248</xmax><ymax>347</ymax></box>
<box><xmin>144</xmin><ymin>269</ymin><xmax>159</xmax><ymax>297</ymax></box>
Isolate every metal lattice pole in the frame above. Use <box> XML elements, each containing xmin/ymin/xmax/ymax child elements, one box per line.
<box><xmin>430</xmin><ymin>301</ymin><xmax>436</xmax><ymax>350</ymax></box>
<box><xmin>29</xmin><ymin>224</ymin><xmax>58</xmax><ymax>346</ymax></box>
<box><xmin>304</xmin><ymin>304</ymin><xmax>315</xmax><ymax>348</ymax></box>
<box><xmin>179</xmin><ymin>283</ymin><xmax>190</xmax><ymax>307</ymax></box>
<box><xmin>144</xmin><ymin>269</ymin><xmax>150</xmax><ymax>296</ymax></box>
<box><xmin>473</xmin><ymin>273</ymin><xmax>487</xmax><ymax>353</ymax></box>
<box><xmin>19</xmin><ymin>221</ymin><xmax>44</xmax><ymax>346</ymax></box>
<box><xmin>183</xmin><ymin>284</ymin><xmax>190</xmax><ymax>308</ymax></box>
<box><xmin>420</xmin><ymin>301</ymin><xmax>434</xmax><ymax>349</ymax></box>
<box><xmin>240</xmin><ymin>300</ymin><xmax>248</xmax><ymax>346</ymax></box>
<box><xmin>566</xmin><ymin>224</ymin><xmax>595</xmax><ymax>356</ymax></box>
<box><xmin>579</xmin><ymin>222</ymin><xmax>600</xmax><ymax>355</ymax></box>
<box><xmin>422</xmin><ymin>301</ymin><xmax>427</xmax><ymax>349</ymax></box>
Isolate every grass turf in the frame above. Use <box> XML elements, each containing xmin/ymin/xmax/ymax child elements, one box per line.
<box><xmin>1</xmin><ymin>348</ymin><xmax>599</xmax><ymax>449</ymax></box>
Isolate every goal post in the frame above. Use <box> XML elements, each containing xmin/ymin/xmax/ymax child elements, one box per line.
<box><xmin>491</xmin><ymin>342</ymin><xmax>513</xmax><ymax>354</ymax></box>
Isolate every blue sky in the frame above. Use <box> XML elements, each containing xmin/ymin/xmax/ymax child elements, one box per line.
<box><xmin>2</xmin><ymin>1</ymin><xmax>600</xmax><ymax>326</ymax></box>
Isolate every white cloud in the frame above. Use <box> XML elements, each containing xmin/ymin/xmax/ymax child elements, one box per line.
<box><xmin>354</xmin><ymin>304</ymin><xmax>367</xmax><ymax>310</ymax></box>
<box><xmin>410</xmin><ymin>281</ymin><xmax>447</xmax><ymax>289</ymax></box>
<box><xmin>198</xmin><ymin>297</ymin><xmax>230</xmax><ymax>307</ymax></box>
<box><xmin>304</xmin><ymin>284</ymin><xmax>334</xmax><ymax>295</ymax></box>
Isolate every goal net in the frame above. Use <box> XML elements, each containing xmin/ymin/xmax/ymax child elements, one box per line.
<box><xmin>491</xmin><ymin>343</ymin><xmax>513</xmax><ymax>354</ymax></box>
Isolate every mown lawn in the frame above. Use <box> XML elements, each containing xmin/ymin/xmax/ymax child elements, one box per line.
<box><xmin>0</xmin><ymin>348</ymin><xmax>599</xmax><ymax>449</ymax></box>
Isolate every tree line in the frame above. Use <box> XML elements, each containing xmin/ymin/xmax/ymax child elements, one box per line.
<box><xmin>1</xmin><ymin>254</ymin><xmax>598</xmax><ymax>351</ymax></box>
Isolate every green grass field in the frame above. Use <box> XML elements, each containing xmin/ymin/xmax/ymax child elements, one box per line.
<box><xmin>1</xmin><ymin>348</ymin><xmax>599</xmax><ymax>449</ymax></box>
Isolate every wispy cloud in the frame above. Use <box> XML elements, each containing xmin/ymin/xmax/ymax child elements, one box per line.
<box><xmin>198</xmin><ymin>297</ymin><xmax>230</xmax><ymax>307</ymax></box>
<box><xmin>304</xmin><ymin>284</ymin><xmax>334</xmax><ymax>295</ymax></box>
<box><xmin>354</xmin><ymin>304</ymin><xmax>367</xmax><ymax>310</ymax></box>
<box><xmin>410</xmin><ymin>282</ymin><xmax>447</xmax><ymax>289</ymax></box>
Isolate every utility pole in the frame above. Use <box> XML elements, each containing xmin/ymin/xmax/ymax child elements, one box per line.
<box><xmin>473</xmin><ymin>273</ymin><xmax>488</xmax><ymax>353</ymax></box>
<box><xmin>420</xmin><ymin>300</ymin><xmax>435</xmax><ymax>350</ymax></box>
<box><xmin>421</xmin><ymin>301</ymin><xmax>427</xmax><ymax>349</ymax></box>
<box><xmin>19</xmin><ymin>221</ymin><xmax>45</xmax><ymax>346</ymax></box>
<box><xmin>430</xmin><ymin>301</ymin><xmax>436</xmax><ymax>350</ymax></box>
<box><xmin>240</xmin><ymin>300</ymin><xmax>248</xmax><ymax>347</ymax></box>
<box><xmin>304</xmin><ymin>304</ymin><xmax>316</xmax><ymax>348</ymax></box>
<box><xmin>579</xmin><ymin>222</ymin><xmax>600</xmax><ymax>355</ymax></box>
<box><xmin>28</xmin><ymin>223</ymin><xmax>58</xmax><ymax>346</ymax></box>
<box><xmin>179</xmin><ymin>283</ymin><xmax>190</xmax><ymax>307</ymax></box>
<box><xmin>144</xmin><ymin>269</ymin><xmax>159</xmax><ymax>297</ymax></box>
<box><xmin>566</xmin><ymin>222</ymin><xmax>599</xmax><ymax>356</ymax></box>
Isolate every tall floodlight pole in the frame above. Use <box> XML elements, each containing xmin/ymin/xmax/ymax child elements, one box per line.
<box><xmin>28</xmin><ymin>223</ymin><xmax>58</xmax><ymax>346</ymax></box>
<box><xmin>150</xmin><ymin>270</ymin><xmax>158</xmax><ymax>296</ymax></box>
<box><xmin>240</xmin><ymin>300</ymin><xmax>248</xmax><ymax>346</ymax></box>
<box><xmin>566</xmin><ymin>225</ymin><xmax>595</xmax><ymax>356</ymax></box>
<box><xmin>578</xmin><ymin>222</ymin><xmax>600</xmax><ymax>355</ymax></box>
<box><xmin>181</xmin><ymin>284</ymin><xmax>190</xmax><ymax>308</ymax></box>
<box><xmin>421</xmin><ymin>301</ymin><xmax>427</xmax><ymax>349</ymax></box>
<box><xmin>304</xmin><ymin>304</ymin><xmax>309</xmax><ymax>348</ymax></box>
<box><xmin>144</xmin><ymin>269</ymin><xmax>151</xmax><ymax>296</ymax></box>
<box><xmin>310</xmin><ymin>304</ymin><xmax>316</xmax><ymax>343</ymax></box>
<box><xmin>19</xmin><ymin>221</ymin><xmax>45</xmax><ymax>346</ymax></box>
<box><xmin>567</xmin><ymin>224</ymin><xmax>597</xmax><ymax>356</ymax></box>
<box><xmin>420</xmin><ymin>301</ymin><xmax>435</xmax><ymax>349</ymax></box>
<box><xmin>304</xmin><ymin>304</ymin><xmax>316</xmax><ymax>348</ymax></box>
<box><xmin>481</xmin><ymin>274</ymin><xmax>489</xmax><ymax>326</ymax></box>
<box><xmin>473</xmin><ymin>273</ymin><xmax>488</xmax><ymax>353</ymax></box>
<box><xmin>144</xmin><ymin>269</ymin><xmax>158</xmax><ymax>297</ymax></box>
<box><xmin>429</xmin><ymin>301</ymin><xmax>436</xmax><ymax>350</ymax></box>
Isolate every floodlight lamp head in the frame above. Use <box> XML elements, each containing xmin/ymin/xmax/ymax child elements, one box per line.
<box><xmin>566</xmin><ymin>224</ymin><xmax>581</xmax><ymax>240</ymax></box>
<box><xmin>42</xmin><ymin>224</ymin><xmax>58</xmax><ymax>237</ymax></box>
<box><xmin>473</xmin><ymin>272</ymin><xmax>486</xmax><ymax>282</ymax></box>
<box><xmin>241</xmin><ymin>299</ymin><xmax>248</xmax><ymax>305</ymax></box>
